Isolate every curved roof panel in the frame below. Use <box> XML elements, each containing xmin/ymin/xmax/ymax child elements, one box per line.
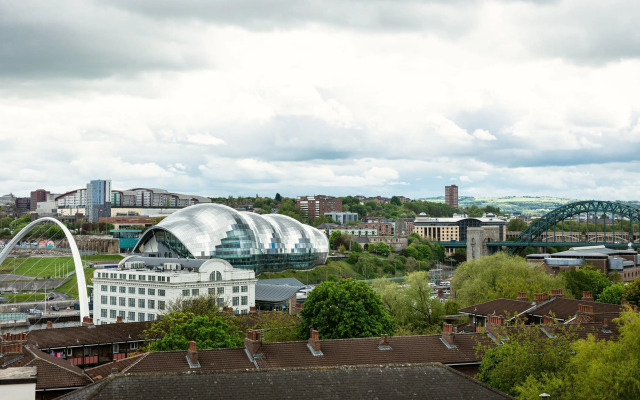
<box><xmin>134</xmin><ymin>204</ymin><xmax>328</xmax><ymax>273</ymax></box>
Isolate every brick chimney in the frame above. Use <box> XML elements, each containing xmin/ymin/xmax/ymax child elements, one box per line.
<box><xmin>244</xmin><ymin>330</ymin><xmax>262</xmax><ymax>357</ymax></box>
<box><xmin>543</xmin><ymin>315</ymin><xmax>554</xmax><ymax>325</ymax></box>
<box><xmin>581</xmin><ymin>291</ymin><xmax>594</xmax><ymax>302</ymax></box>
<box><xmin>577</xmin><ymin>303</ymin><xmax>595</xmax><ymax>323</ymax></box>
<box><xmin>485</xmin><ymin>314</ymin><xmax>506</xmax><ymax>341</ymax></box>
<box><xmin>111</xmin><ymin>359</ymin><xmax>118</xmax><ymax>375</ymax></box>
<box><xmin>308</xmin><ymin>329</ymin><xmax>321</xmax><ymax>353</ymax></box>
<box><xmin>82</xmin><ymin>316</ymin><xmax>94</xmax><ymax>326</ymax></box>
<box><xmin>533</xmin><ymin>293</ymin><xmax>549</xmax><ymax>304</ymax></box>
<box><xmin>550</xmin><ymin>289</ymin><xmax>565</xmax><ymax>298</ymax></box>
<box><xmin>442</xmin><ymin>323</ymin><xmax>455</xmax><ymax>346</ymax></box>
<box><xmin>379</xmin><ymin>334</ymin><xmax>390</xmax><ymax>347</ymax></box>
<box><xmin>186</xmin><ymin>341</ymin><xmax>200</xmax><ymax>368</ymax></box>
<box><xmin>46</xmin><ymin>321</ymin><xmax>53</xmax><ymax>329</ymax></box>
<box><xmin>249</xmin><ymin>306</ymin><xmax>257</xmax><ymax>314</ymax></box>
<box><xmin>116</xmin><ymin>315</ymin><xmax>123</xmax><ymax>323</ymax></box>
<box><xmin>516</xmin><ymin>292</ymin><xmax>528</xmax><ymax>302</ymax></box>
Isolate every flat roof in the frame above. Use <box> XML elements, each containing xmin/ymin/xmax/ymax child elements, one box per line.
<box><xmin>0</xmin><ymin>366</ymin><xmax>37</xmax><ymax>385</ymax></box>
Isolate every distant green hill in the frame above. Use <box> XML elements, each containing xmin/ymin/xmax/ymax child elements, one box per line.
<box><xmin>421</xmin><ymin>196</ymin><xmax>575</xmax><ymax>216</ymax></box>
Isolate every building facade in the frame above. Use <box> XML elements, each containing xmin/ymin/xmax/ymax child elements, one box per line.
<box><xmin>359</xmin><ymin>216</ymin><xmax>393</xmax><ymax>236</ymax></box>
<box><xmin>324</xmin><ymin>211</ymin><xmax>359</xmax><ymax>225</ymax></box>
<box><xmin>30</xmin><ymin>189</ymin><xmax>49</xmax><ymax>212</ymax></box>
<box><xmin>296</xmin><ymin>195</ymin><xmax>342</xmax><ymax>220</ymax></box>
<box><xmin>413</xmin><ymin>215</ymin><xmax>507</xmax><ymax>243</ymax></box>
<box><xmin>92</xmin><ymin>256</ymin><xmax>257</xmax><ymax>325</ymax></box>
<box><xmin>444</xmin><ymin>185</ymin><xmax>458</xmax><ymax>209</ymax></box>
<box><xmin>86</xmin><ymin>180</ymin><xmax>112</xmax><ymax>223</ymax></box>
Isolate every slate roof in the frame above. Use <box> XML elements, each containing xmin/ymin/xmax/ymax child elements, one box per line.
<box><xmin>255</xmin><ymin>283</ymin><xmax>303</xmax><ymax>303</ymax></box>
<box><xmin>459</xmin><ymin>299</ymin><xmax>534</xmax><ymax>318</ymax></box>
<box><xmin>257</xmin><ymin>278</ymin><xmax>305</xmax><ymax>287</ymax></box>
<box><xmin>27</xmin><ymin>321</ymin><xmax>152</xmax><ymax>349</ymax></box>
<box><xmin>59</xmin><ymin>363</ymin><xmax>515</xmax><ymax>400</ymax></box>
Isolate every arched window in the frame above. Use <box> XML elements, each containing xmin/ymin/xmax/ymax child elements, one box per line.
<box><xmin>209</xmin><ymin>271</ymin><xmax>222</xmax><ymax>281</ymax></box>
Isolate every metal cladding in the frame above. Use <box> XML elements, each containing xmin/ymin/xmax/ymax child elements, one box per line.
<box><xmin>133</xmin><ymin>204</ymin><xmax>329</xmax><ymax>273</ymax></box>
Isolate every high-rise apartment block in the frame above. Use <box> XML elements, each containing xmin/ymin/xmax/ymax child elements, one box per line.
<box><xmin>86</xmin><ymin>180</ymin><xmax>112</xmax><ymax>222</ymax></box>
<box><xmin>296</xmin><ymin>195</ymin><xmax>342</xmax><ymax>220</ymax></box>
<box><xmin>445</xmin><ymin>185</ymin><xmax>459</xmax><ymax>209</ymax></box>
<box><xmin>30</xmin><ymin>189</ymin><xmax>50</xmax><ymax>211</ymax></box>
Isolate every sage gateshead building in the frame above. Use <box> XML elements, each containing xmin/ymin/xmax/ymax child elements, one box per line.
<box><xmin>132</xmin><ymin>204</ymin><xmax>329</xmax><ymax>274</ymax></box>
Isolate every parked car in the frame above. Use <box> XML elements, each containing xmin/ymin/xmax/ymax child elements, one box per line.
<box><xmin>50</xmin><ymin>305</ymin><xmax>60</xmax><ymax>311</ymax></box>
<box><xmin>28</xmin><ymin>308</ymin><xmax>43</xmax><ymax>316</ymax></box>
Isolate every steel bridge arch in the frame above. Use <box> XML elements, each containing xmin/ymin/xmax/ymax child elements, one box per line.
<box><xmin>0</xmin><ymin>217</ymin><xmax>89</xmax><ymax>319</ymax></box>
<box><xmin>508</xmin><ymin>200</ymin><xmax>640</xmax><ymax>254</ymax></box>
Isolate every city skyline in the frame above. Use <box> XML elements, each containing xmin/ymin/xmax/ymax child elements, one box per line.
<box><xmin>1</xmin><ymin>1</ymin><xmax>639</xmax><ymax>200</ymax></box>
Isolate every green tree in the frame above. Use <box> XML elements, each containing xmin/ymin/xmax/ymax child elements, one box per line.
<box><xmin>517</xmin><ymin>308</ymin><xmax>640</xmax><ymax>400</ymax></box>
<box><xmin>466</xmin><ymin>204</ymin><xmax>483</xmax><ymax>218</ymax></box>
<box><xmin>329</xmin><ymin>231</ymin><xmax>342</xmax><ymax>250</ymax></box>
<box><xmin>560</xmin><ymin>265</ymin><xmax>612</xmax><ymax>300</ymax></box>
<box><xmin>351</xmin><ymin>241</ymin><xmax>363</xmax><ymax>253</ymax></box>
<box><xmin>622</xmin><ymin>277</ymin><xmax>640</xmax><ymax>305</ymax></box>
<box><xmin>476</xmin><ymin>321</ymin><xmax>576</xmax><ymax>397</ymax></box>
<box><xmin>597</xmin><ymin>282</ymin><xmax>625</xmax><ymax>304</ymax></box>
<box><xmin>150</xmin><ymin>315</ymin><xmax>243</xmax><ymax>351</ymax></box>
<box><xmin>275</xmin><ymin>193</ymin><xmax>282</xmax><ymax>202</ymax></box>
<box><xmin>507</xmin><ymin>218</ymin><xmax>527</xmax><ymax>231</ymax></box>
<box><xmin>298</xmin><ymin>279</ymin><xmax>395</xmax><ymax>339</ymax></box>
<box><xmin>390</xmin><ymin>196</ymin><xmax>402</xmax><ymax>206</ymax></box>
<box><xmin>374</xmin><ymin>271</ymin><xmax>444</xmax><ymax>334</ymax></box>
<box><xmin>452</xmin><ymin>253</ymin><xmax>566</xmax><ymax>307</ymax></box>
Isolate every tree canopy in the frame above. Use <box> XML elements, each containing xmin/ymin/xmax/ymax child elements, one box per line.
<box><xmin>560</xmin><ymin>265</ymin><xmax>612</xmax><ymax>300</ymax></box>
<box><xmin>298</xmin><ymin>278</ymin><xmax>395</xmax><ymax>339</ymax></box>
<box><xmin>149</xmin><ymin>314</ymin><xmax>243</xmax><ymax>351</ymax></box>
<box><xmin>373</xmin><ymin>271</ymin><xmax>444</xmax><ymax>334</ymax></box>
<box><xmin>452</xmin><ymin>253</ymin><xmax>566</xmax><ymax>307</ymax></box>
<box><xmin>507</xmin><ymin>218</ymin><xmax>528</xmax><ymax>231</ymax></box>
<box><xmin>517</xmin><ymin>308</ymin><xmax>640</xmax><ymax>400</ymax></box>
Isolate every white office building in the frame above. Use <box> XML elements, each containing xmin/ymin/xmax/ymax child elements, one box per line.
<box><xmin>92</xmin><ymin>256</ymin><xmax>256</xmax><ymax>325</ymax></box>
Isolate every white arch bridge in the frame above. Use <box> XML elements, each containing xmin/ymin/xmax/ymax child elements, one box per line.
<box><xmin>0</xmin><ymin>217</ymin><xmax>89</xmax><ymax>320</ymax></box>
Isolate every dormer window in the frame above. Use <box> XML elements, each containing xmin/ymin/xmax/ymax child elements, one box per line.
<box><xmin>209</xmin><ymin>271</ymin><xmax>222</xmax><ymax>281</ymax></box>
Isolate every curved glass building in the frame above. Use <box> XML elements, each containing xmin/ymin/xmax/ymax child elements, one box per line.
<box><xmin>133</xmin><ymin>204</ymin><xmax>329</xmax><ymax>273</ymax></box>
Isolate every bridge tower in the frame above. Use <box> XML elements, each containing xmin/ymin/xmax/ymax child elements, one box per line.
<box><xmin>467</xmin><ymin>226</ymin><xmax>500</xmax><ymax>261</ymax></box>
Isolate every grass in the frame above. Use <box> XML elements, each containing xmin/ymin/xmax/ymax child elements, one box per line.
<box><xmin>0</xmin><ymin>254</ymin><xmax>123</xmax><ymax>278</ymax></box>
<box><xmin>55</xmin><ymin>267</ymin><xmax>95</xmax><ymax>298</ymax></box>
<box><xmin>2</xmin><ymin>293</ymin><xmax>49</xmax><ymax>302</ymax></box>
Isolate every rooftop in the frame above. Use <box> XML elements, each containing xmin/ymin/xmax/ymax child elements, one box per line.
<box><xmin>63</xmin><ymin>363</ymin><xmax>515</xmax><ymax>400</ymax></box>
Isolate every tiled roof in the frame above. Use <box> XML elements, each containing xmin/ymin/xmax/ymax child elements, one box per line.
<box><xmin>18</xmin><ymin>345</ymin><xmax>93</xmax><ymax>390</ymax></box>
<box><xmin>459</xmin><ymin>299</ymin><xmax>534</xmax><ymax>317</ymax></box>
<box><xmin>58</xmin><ymin>363</ymin><xmax>515</xmax><ymax>400</ymax></box>
<box><xmin>27</xmin><ymin>321</ymin><xmax>152</xmax><ymax>349</ymax></box>
<box><xmin>255</xmin><ymin>333</ymin><xmax>490</xmax><ymax>369</ymax></box>
<box><xmin>528</xmin><ymin>297</ymin><xmax>623</xmax><ymax>321</ymax></box>
<box><xmin>86</xmin><ymin>347</ymin><xmax>255</xmax><ymax>379</ymax></box>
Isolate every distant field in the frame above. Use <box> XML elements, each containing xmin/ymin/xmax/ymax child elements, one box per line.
<box><xmin>0</xmin><ymin>254</ymin><xmax>123</xmax><ymax>278</ymax></box>
<box><xmin>422</xmin><ymin>196</ymin><xmax>577</xmax><ymax>215</ymax></box>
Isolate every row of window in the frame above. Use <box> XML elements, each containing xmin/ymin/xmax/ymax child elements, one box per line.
<box><xmin>100</xmin><ymin>309</ymin><xmax>156</xmax><ymax>322</ymax></box>
<box><xmin>100</xmin><ymin>285</ymin><xmax>248</xmax><ymax>295</ymax></box>
<box><xmin>97</xmin><ymin>272</ymin><xmax>170</xmax><ymax>283</ymax></box>
<box><xmin>100</xmin><ymin>296</ymin><xmax>165</xmax><ymax>310</ymax></box>
<box><xmin>101</xmin><ymin>285</ymin><xmax>167</xmax><ymax>296</ymax></box>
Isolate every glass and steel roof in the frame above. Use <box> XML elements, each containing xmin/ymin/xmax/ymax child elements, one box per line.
<box><xmin>133</xmin><ymin>204</ymin><xmax>328</xmax><ymax>273</ymax></box>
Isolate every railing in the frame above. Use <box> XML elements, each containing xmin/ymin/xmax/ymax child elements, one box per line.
<box><xmin>113</xmin><ymin>353</ymin><xmax>127</xmax><ymax>361</ymax></box>
<box><xmin>68</xmin><ymin>355</ymin><xmax>98</xmax><ymax>365</ymax></box>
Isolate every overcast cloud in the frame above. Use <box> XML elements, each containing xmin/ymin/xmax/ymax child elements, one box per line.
<box><xmin>1</xmin><ymin>0</ymin><xmax>639</xmax><ymax>200</ymax></box>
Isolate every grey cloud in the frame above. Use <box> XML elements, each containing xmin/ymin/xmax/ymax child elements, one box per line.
<box><xmin>0</xmin><ymin>2</ymin><xmax>207</xmax><ymax>79</ymax></box>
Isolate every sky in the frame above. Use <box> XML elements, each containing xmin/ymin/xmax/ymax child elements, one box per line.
<box><xmin>1</xmin><ymin>0</ymin><xmax>639</xmax><ymax>201</ymax></box>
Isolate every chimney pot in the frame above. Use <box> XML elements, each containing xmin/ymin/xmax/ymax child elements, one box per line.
<box><xmin>517</xmin><ymin>292</ymin><xmax>528</xmax><ymax>301</ymax></box>
<box><xmin>116</xmin><ymin>315</ymin><xmax>123</xmax><ymax>323</ymax></box>
<box><xmin>46</xmin><ymin>321</ymin><xmax>53</xmax><ymax>329</ymax></box>
<box><xmin>582</xmin><ymin>291</ymin><xmax>594</xmax><ymax>301</ymax></box>
<box><xmin>188</xmin><ymin>341</ymin><xmax>197</xmax><ymax>352</ymax></box>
